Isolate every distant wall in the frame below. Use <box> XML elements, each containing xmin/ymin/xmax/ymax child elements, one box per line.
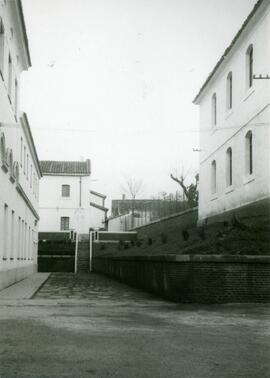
<box><xmin>93</xmin><ymin>255</ymin><xmax>270</xmax><ymax>304</ymax></box>
<box><xmin>94</xmin><ymin>208</ymin><xmax>198</xmax><ymax>257</ymax></box>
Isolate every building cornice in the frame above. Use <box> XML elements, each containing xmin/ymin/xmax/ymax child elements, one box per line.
<box><xmin>20</xmin><ymin>113</ymin><xmax>42</xmax><ymax>178</ymax></box>
<box><xmin>15</xmin><ymin>0</ymin><xmax>31</xmax><ymax>67</ymax></box>
<box><xmin>199</xmin><ymin>104</ymin><xmax>270</xmax><ymax>164</ymax></box>
<box><xmin>16</xmin><ymin>183</ymin><xmax>39</xmax><ymax>220</ymax></box>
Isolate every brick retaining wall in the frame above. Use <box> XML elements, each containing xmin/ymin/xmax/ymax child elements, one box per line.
<box><xmin>92</xmin><ymin>255</ymin><xmax>270</xmax><ymax>303</ymax></box>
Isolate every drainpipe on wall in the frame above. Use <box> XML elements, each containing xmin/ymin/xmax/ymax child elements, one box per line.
<box><xmin>79</xmin><ymin>176</ymin><xmax>82</xmax><ymax>208</ymax></box>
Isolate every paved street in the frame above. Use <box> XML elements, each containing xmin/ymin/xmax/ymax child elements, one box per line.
<box><xmin>0</xmin><ymin>273</ymin><xmax>270</xmax><ymax>378</ymax></box>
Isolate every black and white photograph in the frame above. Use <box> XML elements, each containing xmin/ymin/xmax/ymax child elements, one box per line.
<box><xmin>0</xmin><ymin>0</ymin><xmax>270</xmax><ymax>376</ymax></box>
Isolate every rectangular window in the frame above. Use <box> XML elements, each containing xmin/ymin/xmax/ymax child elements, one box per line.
<box><xmin>22</xmin><ymin>220</ymin><xmax>25</xmax><ymax>259</ymax></box>
<box><xmin>0</xmin><ymin>19</ymin><xmax>4</xmax><ymax>78</ymax></box>
<box><xmin>10</xmin><ymin>210</ymin><xmax>15</xmax><ymax>259</ymax></box>
<box><xmin>61</xmin><ymin>184</ymin><xmax>70</xmax><ymax>197</ymax></box>
<box><xmin>60</xmin><ymin>217</ymin><xmax>70</xmax><ymax>231</ymax></box>
<box><xmin>3</xmin><ymin>204</ymin><xmax>8</xmax><ymax>259</ymax></box>
<box><xmin>31</xmin><ymin>230</ymin><xmax>34</xmax><ymax>260</ymax></box>
<box><xmin>18</xmin><ymin>217</ymin><xmax>21</xmax><ymax>260</ymax></box>
<box><xmin>28</xmin><ymin>226</ymin><xmax>31</xmax><ymax>259</ymax></box>
<box><xmin>25</xmin><ymin>222</ymin><xmax>28</xmax><ymax>260</ymax></box>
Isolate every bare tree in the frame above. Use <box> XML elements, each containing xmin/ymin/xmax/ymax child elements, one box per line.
<box><xmin>121</xmin><ymin>177</ymin><xmax>143</xmax><ymax>229</ymax></box>
<box><xmin>170</xmin><ymin>171</ymin><xmax>199</xmax><ymax>208</ymax></box>
<box><xmin>122</xmin><ymin>177</ymin><xmax>143</xmax><ymax>200</ymax></box>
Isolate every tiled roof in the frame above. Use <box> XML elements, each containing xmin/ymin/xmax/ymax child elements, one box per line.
<box><xmin>40</xmin><ymin>159</ymin><xmax>91</xmax><ymax>176</ymax></box>
<box><xmin>193</xmin><ymin>0</ymin><xmax>265</xmax><ymax>104</ymax></box>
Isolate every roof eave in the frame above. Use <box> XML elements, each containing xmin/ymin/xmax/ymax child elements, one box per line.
<box><xmin>16</xmin><ymin>0</ymin><xmax>31</xmax><ymax>67</ymax></box>
<box><xmin>192</xmin><ymin>0</ymin><xmax>266</xmax><ymax>104</ymax></box>
<box><xmin>41</xmin><ymin>172</ymin><xmax>90</xmax><ymax>177</ymax></box>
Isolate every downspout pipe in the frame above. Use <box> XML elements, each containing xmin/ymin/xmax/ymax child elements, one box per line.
<box><xmin>79</xmin><ymin>176</ymin><xmax>82</xmax><ymax>208</ymax></box>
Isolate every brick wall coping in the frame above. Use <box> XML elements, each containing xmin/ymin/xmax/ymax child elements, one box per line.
<box><xmin>130</xmin><ymin>206</ymin><xmax>198</xmax><ymax>231</ymax></box>
<box><xmin>94</xmin><ymin>254</ymin><xmax>270</xmax><ymax>263</ymax></box>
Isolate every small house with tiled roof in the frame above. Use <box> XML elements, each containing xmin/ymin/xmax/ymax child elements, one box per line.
<box><xmin>39</xmin><ymin>159</ymin><xmax>107</xmax><ymax>233</ymax></box>
<box><xmin>193</xmin><ymin>0</ymin><xmax>270</xmax><ymax>223</ymax></box>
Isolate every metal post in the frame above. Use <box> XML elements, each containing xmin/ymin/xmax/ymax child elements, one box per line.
<box><xmin>89</xmin><ymin>230</ymin><xmax>93</xmax><ymax>272</ymax></box>
<box><xmin>74</xmin><ymin>232</ymin><xmax>79</xmax><ymax>273</ymax></box>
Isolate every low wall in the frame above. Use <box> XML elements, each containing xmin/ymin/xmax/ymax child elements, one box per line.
<box><xmin>93</xmin><ymin>255</ymin><xmax>270</xmax><ymax>303</ymax></box>
<box><xmin>38</xmin><ymin>236</ymin><xmax>75</xmax><ymax>273</ymax></box>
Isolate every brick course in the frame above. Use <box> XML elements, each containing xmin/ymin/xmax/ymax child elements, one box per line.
<box><xmin>92</xmin><ymin>255</ymin><xmax>270</xmax><ymax>303</ymax></box>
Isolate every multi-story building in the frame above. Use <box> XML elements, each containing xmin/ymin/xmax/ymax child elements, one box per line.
<box><xmin>193</xmin><ymin>0</ymin><xmax>270</xmax><ymax>223</ymax></box>
<box><xmin>39</xmin><ymin>160</ymin><xmax>107</xmax><ymax>233</ymax></box>
<box><xmin>0</xmin><ymin>1</ymin><xmax>42</xmax><ymax>290</ymax></box>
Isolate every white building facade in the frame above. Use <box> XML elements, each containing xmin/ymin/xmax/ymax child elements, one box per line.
<box><xmin>0</xmin><ymin>1</ymin><xmax>41</xmax><ymax>290</ymax></box>
<box><xmin>194</xmin><ymin>0</ymin><xmax>270</xmax><ymax>223</ymax></box>
<box><xmin>39</xmin><ymin>160</ymin><xmax>107</xmax><ymax>233</ymax></box>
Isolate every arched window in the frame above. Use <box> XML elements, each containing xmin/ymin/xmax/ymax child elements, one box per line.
<box><xmin>13</xmin><ymin>161</ymin><xmax>20</xmax><ymax>185</ymax></box>
<box><xmin>227</xmin><ymin>72</ymin><xmax>233</xmax><ymax>110</ymax></box>
<box><xmin>8</xmin><ymin>54</ymin><xmax>12</xmax><ymax>99</ymax></box>
<box><xmin>226</xmin><ymin>147</ymin><xmax>233</xmax><ymax>187</ymax></box>
<box><xmin>246</xmin><ymin>44</ymin><xmax>253</xmax><ymax>88</ymax></box>
<box><xmin>212</xmin><ymin>93</ymin><xmax>217</xmax><ymax>126</ymax></box>
<box><xmin>211</xmin><ymin>160</ymin><xmax>217</xmax><ymax>194</ymax></box>
<box><xmin>245</xmin><ymin>131</ymin><xmax>253</xmax><ymax>175</ymax></box>
<box><xmin>7</xmin><ymin>147</ymin><xmax>13</xmax><ymax>168</ymax></box>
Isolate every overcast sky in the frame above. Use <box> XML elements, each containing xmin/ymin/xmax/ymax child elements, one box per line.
<box><xmin>21</xmin><ymin>0</ymin><xmax>257</xmax><ymax>206</ymax></box>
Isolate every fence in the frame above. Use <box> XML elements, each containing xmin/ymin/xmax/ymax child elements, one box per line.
<box><xmin>109</xmin><ymin>200</ymin><xmax>191</xmax><ymax>231</ymax></box>
<box><xmin>89</xmin><ymin>230</ymin><xmax>137</xmax><ymax>271</ymax></box>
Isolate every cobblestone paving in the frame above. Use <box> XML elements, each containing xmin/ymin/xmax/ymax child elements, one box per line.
<box><xmin>34</xmin><ymin>272</ymin><xmax>158</xmax><ymax>301</ymax></box>
<box><xmin>0</xmin><ymin>273</ymin><xmax>270</xmax><ymax>378</ymax></box>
